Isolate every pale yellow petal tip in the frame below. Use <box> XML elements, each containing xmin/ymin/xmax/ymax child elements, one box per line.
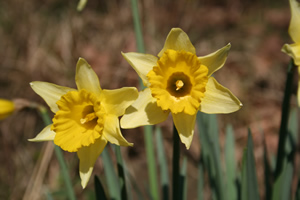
<box><xmin>171</xmin><ymin>27</ymin><xmax>183</xmax><ymax>32</ymax></box>
<box><xmin>180</xmin><ymin>135</ymin><xmax>192</xmax><ymax>150</ymax></box>
<box><xmin>281</xmin><ymin>44</ymin><xmax>290</xmax><ymax>53</ymax></box>
<box><xmin>226</xmin><ymin>43</ymin><xmax>231</xmax><ymax>49</ymax></box>
<box><xmin>80</xmin><ymin>168</ymin><xmax>93</xmax><ymax>189</ymax></box>
<box><xmin>185</xmin><ymin>142</ymin><xmax>192</xmax><ymax>150</ymax></box>
<box><xmin>128</xmin><ymin>142</ymin><xmax>134</xmax><ymax>147</ymax></box>
<box><xmin>77</xmin><ymin>57</ymin><xmax>89</xmax><ymax>67</ymax></box>
<box><xmin>121</xmin><ymin>51</ymin><xmax>130</xmax><ymax>58</ymax></box>
<box><xmin>27</xmin><ymin>138</ymin><xmax>38</xmax><ymax>142</ymax></box>
<box><xmin>29</xmin><ymin>81</ymin><xmax>38</xmax><ymax>88</ymax></box>
<box><xmin>81</xmin><ymin>180</ymin><xmax>88</xmax><ymax>189</ymax></box>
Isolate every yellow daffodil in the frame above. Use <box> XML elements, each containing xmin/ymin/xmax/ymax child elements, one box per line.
<box><xmin>282</xmin><ymin>0</ymin><xmax>300</xmax><ymax>105</ymax></box>
<box><xmin>29</xmin><ymin>58</ymin><xmax>138</xmax><ymax>188</ymax></box>
<box><xmin>121</xmin><ymin>28</ymin><xmax>242</xmax><ymax>149</ymax></box>
<box><xmin>0</xmin><ymin>99</ymin><xmax>15</xmax><ymax>120</ymax></box>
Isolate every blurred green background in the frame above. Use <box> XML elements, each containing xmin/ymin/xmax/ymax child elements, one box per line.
<box><xmin>0</xmin><ymin>0</ymin><xmax>296</xmax><ymax>199</ymax></box>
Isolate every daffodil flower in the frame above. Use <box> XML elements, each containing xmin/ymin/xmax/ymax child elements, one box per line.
<box><xmin>282</xmin><ymin>0</ymin><xmax>300</xmax><ymax>105</ymax></box>
<box><xmin>29</xmin><ymin>58</ymin><xmax>138</xmax><ymax>188</ymax></box>
<box><xmin>0</xmin><ymin>99</ymin><xmax>15</xmax><ymax>120</ymax></box>
<box><xmin>121</xmin><ymin>28</ymin><xmax>242</xmax><ymax>149</ymax></box>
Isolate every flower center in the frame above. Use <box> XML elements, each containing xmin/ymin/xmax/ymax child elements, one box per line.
<box><xmin>147</xmin><ymin>49</ymin><xmax>208</xmax><ymax>115</ymax></box>
<box><xmin>167</xmin><ymin>72</ymin><xmax>192</xmax><ymax>97</ymax></box>
<box><xmin>175</xmin><ymin>80</ymin><xmax>184</xmax><ymax>91</ymax></box>
<box><xmin>52</xmin><ymin>89</ymin><xmax>105</xmax><ymax>152</ymax></box>
<box><xmin>80</xmin><ymin>105</ymin><xmax>98</xmax><ymax>125</ymax></box>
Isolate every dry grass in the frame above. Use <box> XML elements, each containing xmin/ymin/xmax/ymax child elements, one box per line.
<box><xmin>0</xmin><ymin>0</ymin><xmax>296</xmax><ymax>199</ymax></box>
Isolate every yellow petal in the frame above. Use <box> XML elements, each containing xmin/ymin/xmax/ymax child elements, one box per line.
<box><xmin>103</xmin><ymin>114</ymin><xmax>133</xmax><ymax>146</ymax></box>
<box><xmin>120</xmin><ymin>88</ymin><xmax>169</xmax><ymax>128</ymax></box>
<box><xmin>122</xmin><ymin>52</ymin><xmax>157</xmax><ymax>87</ymax></box>
<box><xmin>75</xmin><ymin>58</ymin><xmax>102</xmax><ymax>95</ymax></box>
<box><xmin>28</xmin><ymin>125</ymin><xmax>56</xmax><ymax>142</ymax></box>
<box><xmin>282</xmin><ymin>43</ymin><xmax>300</xmax><ymax>66</ymax></box>
<box><xmin>30</xmin><ymin>81</ymin><xmax>75</xmax><ymax>113</ymax></box>
<box><xmin>200</xmin><ymin>77</ymin><xmax>242</xmax><ymax>114</ymax></box>
<box><xmin>198</xmin><ymin>43</ymin><xmax>231</xmax><ymax>77</ymax></box>
<box><xmin>172</xmin><ymin>112</ymin><xmax>197</xmax><ymax>149</ymax></box>
<box><xmin>100</xmin><ymin>87</ymin><xmax>138</xmax><ymax>117</ymax></box>
<box><xmin>0</xmin><ymin>99</ymin><xmax>14</xmax><ymax>120</ymax></box>
<box><xmin>77</xmin><ymin>136</ymin><xmax>107</xmax><ymax>188</ymax></box>
<box><xmin>289</xmin><ymin>0</ymin><xmax>300</xmax><ymax>43</ymax></box>
<box><xmin>158</xmin><ymin>28</ymin><xmax>196</xmax><ymax>57</ymax></box>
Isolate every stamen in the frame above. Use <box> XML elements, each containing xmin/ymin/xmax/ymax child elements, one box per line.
<box><xmin>80</xmin><ymin>112</ymin><xmax>97</xmax><ymax>124</ymax></box>
<box><xmin>175</xmin><ymin>80</ymin><xmax>184</xmax><ymax>91</ymax></box>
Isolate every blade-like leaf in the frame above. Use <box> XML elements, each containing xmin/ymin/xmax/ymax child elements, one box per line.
<box><xmin>155</xmin><ymin>126</ymin><xmax>169</xmax><ymax>200</ymax></box>
<box><xmin>273</xmin><ymin>108</ymin><xmax>297</xmax><ymax>200</ymax></box>
<box><xmin>101</xmin><ymin>147</ymin><xmax>121</xmax><ymax>200</ymax></box>
<box><xmin>225</xmin><ymin>124</ymin><xmax>237</xmax><ymax>200</ymax></box>
<box><xmin>125</xmin><ymin>171</ymin><xmax>144</xmax><ymax>200</ymax></box>
<box><xmin>197</xmin><ymin>112</ymin><xmax>224</xmax><ymax>200</ymax></box>
<box><xmin>197</xmin><ymin>158</ymin><xmax>205</xmax><ymax>200</ymax></box>
<box><xmin>272</xmin><ymin>162</ymin><xmax>293</xmax><ymax>200</ymax></box>
<box><xmin>262</xmin><ymin>132</ymin><xmax>272</xmax><ymax>200</ymax></box>
<box><xmin>241</xmin><ymin>129</ymin><xmax>260</xmax><ymax>200</ymax></box>
<box><xmin>144</xmin><ymin>125</ymin><xmax>159</xmax><ymax>200</ymax></box>
<box><xmin>179</xmin><ymin>156</ymin><xmax>188</xmax><ymax>200</ymax></box>
<box><xmin>114</xmin><ymin>145</ymin><xmax>128</xmax><ymax>200</ymax></box>
<box><xmin>94</xmin><ymin>175</ymin><xmax>107</xmax><ymax>200</ymax></box>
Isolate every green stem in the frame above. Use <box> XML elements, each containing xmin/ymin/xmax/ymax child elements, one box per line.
<box><xmin>144</xmin><ymin>126</ymin><xmax>159</xmax><ymax>199</ymax></box>
<box><xmin>130</xmin><ymin>0</ymin><xmax>145</xmax><ymax>53</ymax></box>
<box><xmin>172</xmin><ymin>124</ymin><xmax>180</xmax><ymax>200</ymax></box>
<box><xmin>274</xmin><ymin>60</ymin><xmax>296</xmax><ymax>179</ymax></box>
<box><xmin>115</xmin><ymin>146</ymin><xmax>128</xmax><ymax>200</ymax></box>
<box><xmin>38</xmin><ymin>106</ymin><xmax>76</xmax><ymax>200</ymax></box>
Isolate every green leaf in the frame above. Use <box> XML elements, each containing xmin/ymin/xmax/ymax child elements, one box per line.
<box><xmin>197</xmin><ymin>159</ymin><xmax>204</xmax><ymax>200</ymax></box>
<box><xmin>241</xmin><ymin>129</ymin><xmax>260</xmax><ymax>200</ymax></box>
<box><xmin>144</xmin><ymin>125</ymin><xmax>159</xmax><ymax>200</ymax></box>
<box><xmin>273</xmin><ymin>108</ymin><xmax>297</xmax><ymax>200</ymax></box>
<box><xmin>114</xmin><ymin>145</ymin><xmax>128</xmax><ymax>200</ymax></box>
<box><xmin>197</xmin><ymin>112</ymin><xmax>224</xmax><ymax>200</ymax></box>
<box><xmin>155</xmin><ymin>126</ymin><xmax>169</xmax><ymax>200</ymax></box>
<box><xmin>130</xmin><ymin>0</ymin><xmax>145</xmax><ymax>53</ymax></box>
<box><xmin>286</xmin><ymin>108</ymin><xmax>298</xmax><ymax>154</ymax></box>
<box><xmin>101</xmin><ymin>147</ymin><xmax>121</xmax><ymax>200</ymax></box>
<box><xmin>295</xmin><ymin>181</ymin><xmax>300</xmax><ymax>200</ymax></box>
<box><xmin>125</xmin><ymin>171</ymin><xmax>144</xmax><ymax>200</ymax></box>
<box><xmin>262</xmin><ymin>132</ymin><xmax>272</xmax><ymax>200</ymax></box>
<box><xmin>179</xmin><ymin>156</ymin><xmax>188</xmax><ymax>200</ymax></box>
<box><xmin>225</xmin><ymin>124</ymin><xmax>237</xmax><ymax>200</ymax></box>
<box><xmin>94</xmin><ymin>175</ymin><xmax>107</xmax><ymax>200</ymax></box>
<box><xmin>272</xmin><ymin>162</ymin><xmax>293</xmax><ymax>200</ymax></box>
